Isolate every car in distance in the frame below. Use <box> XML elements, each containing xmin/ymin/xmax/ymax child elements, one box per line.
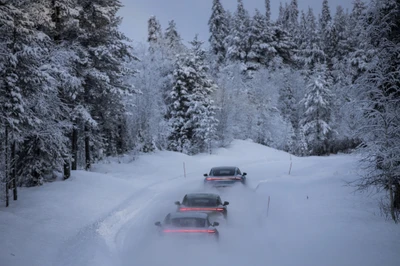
<box><xmin>204</xmin><ymin>166</ymin><xmax>247</xmax><ymax>188</ymax></box>
<box><xmin>154</xmin><ymin>212</ymin><xmax>219</xmax><ymax>241</ymax></box>
<box><xmin>175</xmin><ymin>193</ymin><xmax>229</xmax><ymax>218</ymax></box>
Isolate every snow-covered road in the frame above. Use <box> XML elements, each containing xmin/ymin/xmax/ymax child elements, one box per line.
<box><xmin>1</xmin><ymin>140</ymin><xmax>399</xmax><ymax>266</ymax></box>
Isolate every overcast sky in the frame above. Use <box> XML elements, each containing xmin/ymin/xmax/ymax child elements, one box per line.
<box><xmin>118</xmin><ymin>0</ymin><xmax>354</xmax><ymax>45</ymax></box>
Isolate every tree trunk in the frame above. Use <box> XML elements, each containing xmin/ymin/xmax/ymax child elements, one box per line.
<box><xmin>52</xmin><ymin>0</ymin><xmax>61</xmax><ymax>42</ymax></box>
<box><xmin>63</xmin><ymin>157</ymin><xmax>71</xmax><ymax>180</ymax></box>
<box><xmin>71</xmin><ymin>127</ymin><xmax>78</xmax><ymax>170</ymax></box>
<box><xmin>11</xmin><ymin>141</ymin><xmax>17</xmax><ymax>201</ymax></box>
<box><xmin>389</xmin><ymin>179</ymin><xmax>397</xmax><ymax>223</ymax></box>
<box><xmin>85</xmin><ymin>124</ymin><xmax>91</xmax><ymax>171</ymax></box>
<box><xmin>5</xmin><ymin>126</ymin><xmax>9</xmax><ymax>207</ymax></box>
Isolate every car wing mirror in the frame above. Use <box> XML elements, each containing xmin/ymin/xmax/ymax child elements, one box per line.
<box><xmin>155</xmin><ymin>221</ymin><xmax>161</xmax><ymax>227</ymax></box>
<box><xmin>223</xmin><ymin>201</ymin><xmax>229</xmax><ymax>206</ymax></box>
<box><xmin>174</xmin><ymin>201</ymin><xmax>181</xmax><ymax>205</ymax></box>
<box><xmin>243</xmin><ymin>172</ymin><xmax>247</xmax><ymax>176</ymax></box>
<box><xmin>212</xmin><ymin>222</ymin><xmax>219</xmax><ymax>227</ymax></box>
<box><xmin>204</xmin><ymin>173</ymin><xmax>208</xmax><ymax>177</ymax></box>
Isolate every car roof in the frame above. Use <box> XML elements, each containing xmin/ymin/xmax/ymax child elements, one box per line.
<box><xmin>169</xmin><ymin>212</ymin><xmax>209</xmax><ymax>219</ymax></box>
<box><xmin>186</xmin><ymin>193</ymin><xmax>219</xmax><ymax>199</ymax></box>
<box><xmin>211</xmin><ymin>166</ymin><xmax>238</xmax><ymax>171</ymax></box>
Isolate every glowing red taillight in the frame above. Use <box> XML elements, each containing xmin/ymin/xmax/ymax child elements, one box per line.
<box><xmin>179</xmin><ymin>207</ymin><xmax>224</xmax><ymax>212</ymax></box>
<box><xmin>163</xmin><ymin>229</ymin><xmax>216</xmax><ymax>233</ymax></box>
<box><xmin>206</xmin><ymin>177</ymin><xmax>241</xmax><ymax>181</ymax></box>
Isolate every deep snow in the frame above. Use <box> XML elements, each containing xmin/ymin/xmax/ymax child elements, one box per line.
<box><xmin>0</xmin><ymin>140</ymin><xmax>399</xmax><ymax>266</ymax></box>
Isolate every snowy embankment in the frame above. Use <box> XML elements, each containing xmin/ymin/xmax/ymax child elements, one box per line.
<box><xmin>0</xmin><ymin>140</ymin><xmax>399</xmax><ymax>266</ymax></box>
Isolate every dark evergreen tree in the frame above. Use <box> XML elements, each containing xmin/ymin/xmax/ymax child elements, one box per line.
<box><xmin>297</xmin><ymin>7</ymin><xmax>326</xmax><ymax>74</ymax></box>
<box><xmin>208</xmin><ymin>0</ymin><xmax>229</xmax><ymax>65</ymax></box>
<box><xmin>265</xmin><ymin>0</ymin><xmax>271</xmax><ymax>23</ymax></box>
<box><xmin>225</xmin><ymin>0</ymin><xmax>251</xmax><ymax>63</ymax></box>
<box><xmin>164</xmin><ymin>20</ymin><xmax>184</xmax><ymax>56</ymax></box>
<box><xmin>148</xmin><ymin>15</ymin><xmax>162</xmax><ymax>44</ymax></box>
<box><xmin>76</xmin><ymin>0</ymin><xmax>136</xmax><ymax>169</ymax></box>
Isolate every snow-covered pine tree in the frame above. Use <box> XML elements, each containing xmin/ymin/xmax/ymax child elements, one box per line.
<box><xmin>270</xmin><ymin>22</ymin><xmax>296</xmax><ymax>67</ymax></box>
<box><xmin>208</xmin><ymin>0</ymin><xmax>229</xmax><ymax>65</ymax></box>
<box><xmin>247</xmin><ymin>9</ymin><xmax>272</xmax><ymax>71</ymax></box>
<box><xmin>353</xmin><ymin>0</ymin><xmax>400</xmax><ymax>222</ymax></box>
<box><xmin>0</xmin><ymin>0</ymin><xmax>69</xmax><ymax>193</ymax></box>
<box><xmin>347</xmin><ymin>0</ymin><xmax>368</xmax><ymax>83</ymax></box>
<box><xmin>276</xmin><ymin>2</ymin><xmax>285</xmax><ymax>25</ymax></box>
<box><xmin>225</xmin><ymin>0</ymin><xmax>251</xmax><ymax>64</ymax></box>
<box><xmin>319</xmin><ymin>0</ymin><xmax>332</xmax><ymax>34</ymax></box>
<box><xmin>167</xmin><ymin>35</ymin><xmax>218</xmax><ymax>155</ymax></box>
<box><xmin>76</xmin><ymin>0</ymin><xmax>136</xmax><ymax>169</ymax></box>
<box><xmin>164</xmin><ymin>20</ymin><xmax>184</xmax><ymax>57</ymax></box>
<box><xmin>148</xmin><ymin>15</ymin><xmax>163</xmax><ymax>53</ymax></box>
<box><xmin>148</xmin><ymin>15</ymin><xmax>162</xmax><ymax>44</ymax></box>
<box><xmin>287</xmin><ymin>0</ymin><xmax>299</xmax><ymax>39</ymax></box>
<box><xmin>265</xmin><ymin>0</ymin><xmax>271</xmax><ymax>23</ymax></box>
<box><xmin>333</xmin><ymin>6</ymin><xmax>349</xmax><ymax>63</ymax></box>
<box><xmin>296</xmin><ymin>7</ymin><xmax>326</xmax><ymax>75</ymax></box>
<box><xmin>319</xmin><ymin>0</ymin><xmax>334</xmax><ymax>68</ymax></box>
<box><xmin>300</xmin><ymin>65</ymin><xmax>335</xmax><ymax>155</ymax></box>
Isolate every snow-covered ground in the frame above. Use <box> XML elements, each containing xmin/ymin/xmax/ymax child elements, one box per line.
<box><xmin>0</xmin><ymin>140</ymin><xmax>399</xmax><ymax>266</ymax></box>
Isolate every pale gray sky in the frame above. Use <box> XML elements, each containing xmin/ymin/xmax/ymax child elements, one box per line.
<box><xmin>118</xmin><ymin>0</ymin><xmax>353</xmax><ymax>45</ymax></box>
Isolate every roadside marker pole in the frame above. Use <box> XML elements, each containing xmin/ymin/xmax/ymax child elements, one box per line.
<box><xmin>183</xmin><ymin>162</ymin><xmax>186</xmax><ymax>178</ymax></box>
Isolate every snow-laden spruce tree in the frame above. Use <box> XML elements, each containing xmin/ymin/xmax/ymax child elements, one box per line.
<box><xmin>0</xmin><ymin>0</ymin><xmax>71</xmax><ymax>195</ymax></box>
<box><xmin>352</xmin><ymin>0</ymin><xmax>400</xmax><ymax>222</ymax></box>
<box><xmin>167</xmin><ymin>35</ymin><xmax>218</xmax><ymax>155</ymax></box>
<box><xmin>208</xmin><ymin>0</ymin><xmax>229</xmax><ymax>65</ymax></box>
<box><xmin>265</xmin><ymin>0</ymin><xmax>271</xmax><ymax>22</ymax></box>
<box><xmin>296</xmin><ymin>7</ymin><xmax>326</xmax><ymax>75</ymax></box>
<box><xmin>347</xmin><ymin>0</ymin><xmax>369</xmax><ymax>83</ymax></box>
<box><xmin>148</xmin><ymin>15</ymin><xmax>163</xmax><ymax>44</ymax></box>
<box><xmin>247</xmin><ymin>9</ymin><xmax>275</xmax><ymax>72</ymax></box>
<box><xmin>75</xmin><ymin>0</ymin><xmax>136</xmax><ymax>169</ymax></box>
<box><xmin>225</xmin><ymin>0</ymin><xmax>251</xmax><ymax>64</ymax></box>
<box><xmin>300</xmin><ymin>65</ymin><xmax>335</xmax><ymax>155</ymax></box>
<box><xmin>164</xmin><ymin>20</ymin><xmax>185</xmax><ymax>57</ymax></box>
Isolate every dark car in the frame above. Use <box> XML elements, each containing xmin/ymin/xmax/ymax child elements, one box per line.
<box><xmin>175</xmin><ymin>193</ymin><xmax>229</xmax><ymax>218</ymax></box>
<box><xmin>154</xmin><ymin>212</ymin><xmax>219</xmax><ymax>241</ymax></box>
<box><xmin>204</xmin><ymin>166</ymin><xmax>247</xmax><ymax>188</ymax></box>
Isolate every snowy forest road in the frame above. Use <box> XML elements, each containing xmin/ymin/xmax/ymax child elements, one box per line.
<box><xmin>55</xmin><ymin>141</ymin><xmax>400</xmax><ymax>266</ymax></box>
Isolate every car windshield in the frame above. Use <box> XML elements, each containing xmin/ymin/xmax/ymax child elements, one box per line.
<box><xmin>211</xmin><ymin>168</ymin><xmax>235</xmax><ymax>176</ymax></box>
<box><xmin>170</xmin><ymin>218</ymin><xmax>206</xmax><ymax>228</ymax></box>
<box><xmin>187</xmin><ymin>198</ymin><xmax>218</xmax><ymax>207</ymax></box>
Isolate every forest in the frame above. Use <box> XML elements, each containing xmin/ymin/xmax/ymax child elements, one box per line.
<box><xmin>0</xmin><ymin>0</ymin><xmax>399</xmax><ymax>222</ymax></box>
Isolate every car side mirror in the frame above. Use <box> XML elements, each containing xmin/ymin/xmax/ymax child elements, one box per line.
<box><xmin>223</xmin><ymin>201</ymin><xmax>229</xmax><ymax>206</ymax></box>
<box><xmin>204</xmin><ymin>173</ymin><xmax>208</xmax><ymax>177</ymax></box>
<box><xmin>243</xmin><ymin>172</ymin><xmax>247</xmax><ymax>176</ymax></box>
<box><xmin>212</xmin><ymin>222</ymin><xmax>219</xmax><ymax>227</ymax></box>
<box><xmin>174</xmin><ymin>201</ymin><xmax>181</xmax><ymax>205</ymax></box>
<box><xmin>155</xmin><ymin>221</ymin><xmax>161</xmax><ymax>227</ymax></box>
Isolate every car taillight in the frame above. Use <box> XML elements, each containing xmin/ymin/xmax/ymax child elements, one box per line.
<box><xmin>179</xmin><ymin>207</ymin><xmax>224</xmax><ymax>212</ymax></box>
<box><xmin>206</xmin><ymin>177</ymin><xmax>241</xmax><ymax>181</ymax></box>
<box><xmin>163</xmin><ymin>229</ymin><xmax>216</xmax><ymax>233</ymax></box>
<box><xmin>206</xmin><ymin>177</ymin><xmax>221</xmax><ymax>181</ymax></box>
